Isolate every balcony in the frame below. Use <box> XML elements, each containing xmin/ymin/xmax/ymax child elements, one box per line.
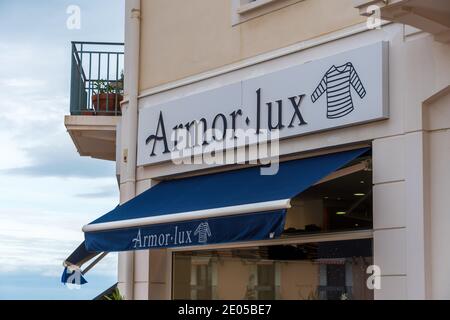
<box><xmin>70</xmin><ymin>41</ymin><xmax>124</xmax><ymax>115</ymax></box>
<box><xmin>65</xmin><ymin>41</ymin><xmax>124</xmax><ymax>161</ymax></box>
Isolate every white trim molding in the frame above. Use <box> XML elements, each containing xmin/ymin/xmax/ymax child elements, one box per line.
<box><xmin>83</xmin><ymin>199</ymin><xmax>291</xmax><ymax>233</ymax></box>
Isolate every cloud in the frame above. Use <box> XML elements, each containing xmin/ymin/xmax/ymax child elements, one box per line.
<box><xmin>0</xmin><ymin>170</ymin><xmax>119</xmax><ymax>286</ymax></box>
<box><xmin>0</xmin><ymin>208</ymin><xmax>117</xmax><ymax>278</ymax></box>
<box><xmin>0</xmin><ymin>0</ymin><xmax>125</xmax><ymax>299</ymax></box>
<box><xmin>0</xmin><ymin>56</ymin><xmax>114</xmax><ymax>178</ymax></box>
<box><xmin>0</xmin><ymin>77</ymin><xmax>47</xmax><ymax>89</ymax></box>
<box><xmin>4</xmin><ymin>141</ymin><xmax>116</xmax><ymax>178</ymax></box>
<box><xmin>76</xmin><ymin>187</ymin><xmax>118</xmax><ymax>199</ymax></box>
<box><xmin>0</xmin><ymin>11</ymin><xmax>118</xmax><ymax>179</ymax></box>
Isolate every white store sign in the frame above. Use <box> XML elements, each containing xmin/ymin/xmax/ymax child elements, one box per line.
<box><xmin>138</xmin><ymin>42</ymin><xmax>389</xmax><ymax>166</ymax></box>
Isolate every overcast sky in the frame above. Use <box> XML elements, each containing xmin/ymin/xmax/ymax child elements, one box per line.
<box><xmin>0</xmin><ymin>0</ymin><xmax>124</xmax><ymax>300</ymax></box>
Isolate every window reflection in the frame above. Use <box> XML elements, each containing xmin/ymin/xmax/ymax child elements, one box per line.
<box><xmin>173</xmin><ymin>239</ymin><xmax>374</xmax><ymax>300</ymax></box>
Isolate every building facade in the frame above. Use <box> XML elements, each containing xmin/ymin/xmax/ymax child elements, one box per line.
<box><xmin>65</xmin><ymin>0</ymin><xmax>450</xmax><ymax>300</ymax></box>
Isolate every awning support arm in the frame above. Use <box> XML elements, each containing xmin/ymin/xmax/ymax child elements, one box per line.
<box><xmin>314</xmin><ymin>160</ymin><xmax>371</xmax><ymax>186</ymax></box>
<box><xmin>82</xmin><ymin>252</ymin><xmax>108</xmax><ymax>275</ymax></box>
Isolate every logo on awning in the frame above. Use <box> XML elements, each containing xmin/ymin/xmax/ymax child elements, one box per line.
<box><xmin>131</xmin><ymin>222</ymin><xmax>213</xmax><ymax>249</ymax></box>
<box><xmin>194</xmin><ymin>222</ymin><xmax>212</xmax><ymax>244</ymax></box>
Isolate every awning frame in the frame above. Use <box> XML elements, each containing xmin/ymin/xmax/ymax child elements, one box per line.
<box><xmin>63</xmin><ymin>242</ymin><xmax>108</xmax><ymax>275</ymax></box>
<box><xmin>83</xmin><ymin>199</ymin><xmax>291</xmax><ymax>233</ymax></box>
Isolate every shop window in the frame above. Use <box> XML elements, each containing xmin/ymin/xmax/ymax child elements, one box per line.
<box><xmin>323</xmin><ymin>264</ymin><xmax>346</xmax><ymax>300</ymax></box>
<box><xmin>256</xmin><ymin>264</ymin><xmax>276</xmax><ymax>299</ymax></box>
<box><xmin>192</xmin><ymin>262</ymin><xmax>212</xmax><ymax>299</ymax></box>
<box><xmin>245</xmin><ymin>263</ymin><xmax>277</xmax><ymax>299</ymax></box>
<box><xmin>172</xmin><ymin>238</ymin><xmax>374</xmax><ymax>300</ymax></box>
<box><xmin>173</xmin><ymin>256</ymin><xmax>217</xmax><ymax>300</ymax></box>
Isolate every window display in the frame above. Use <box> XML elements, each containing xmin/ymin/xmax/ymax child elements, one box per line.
<box><xmin>173</xmin><ymin>239</ymin><xmax>373</xmax><ymax>300</ymax></box>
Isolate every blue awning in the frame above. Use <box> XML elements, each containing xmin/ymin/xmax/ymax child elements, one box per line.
<box><xmin>84</xmin><ymin>148</ymin><xmax>368</xmax><ymax>252</ymax></box>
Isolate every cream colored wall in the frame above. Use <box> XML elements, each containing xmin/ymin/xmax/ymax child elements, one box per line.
<box><xmin>429</xmin><ymin>129</ymin><xmax>450</xmax><ymax>299</ymax></box>
<box><xmin>139</xmin><ymin>0</ymin><xmax>365</xmax><ymax>91</ymax></box>
<box><xmin>370</xmin><ymin>33</ymin><xmax>450</xmax><ymax>299</ymax></box>
<box><xmin>424</xmin><ymin>88</ymin><xmax>450</xmax><ymax>299</ymax></box>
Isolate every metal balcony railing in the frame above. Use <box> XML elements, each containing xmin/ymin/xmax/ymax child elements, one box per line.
<box><xmin>70</xmin><ymin>41</ymin><xmax>124</xmax><ymax>116</ymax></box>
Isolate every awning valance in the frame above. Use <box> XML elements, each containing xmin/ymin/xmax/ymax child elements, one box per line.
<box><xmin>84</xmin><ymin>148</ymin><xmax>368</xmax><ymax>252</ymax></box>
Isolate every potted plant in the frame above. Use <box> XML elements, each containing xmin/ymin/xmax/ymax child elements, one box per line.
<box><xmin>91</xmin><ymin>73</ymin><xmax>124</xmax><ymax>115</ymax></box>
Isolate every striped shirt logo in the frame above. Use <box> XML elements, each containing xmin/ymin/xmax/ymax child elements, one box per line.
<box><xmin>311</xmin><ymin>62</ymin><xmax>366</xmax><ymax>119</ymax></box>
<box><xmin>194</xmin><ymin>222</ymin><xmax>212</xmax><ymax>244</ymax></box>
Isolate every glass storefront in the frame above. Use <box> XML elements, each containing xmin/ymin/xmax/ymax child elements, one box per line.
<box><xmin>173</xmin><ymin>153</ymin><xmax>373</xmax><ymax>300</ymax></box>
<box><xmin>173</xmin><ymin>239</ymin><xmax>373</xmax><ymax>300</ymax></box>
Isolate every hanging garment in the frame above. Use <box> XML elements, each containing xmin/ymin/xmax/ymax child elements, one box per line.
<box><xmin>311</xmin><ymin>62</ymin><xmax>366</xmax><ymax>119</ymax></box>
